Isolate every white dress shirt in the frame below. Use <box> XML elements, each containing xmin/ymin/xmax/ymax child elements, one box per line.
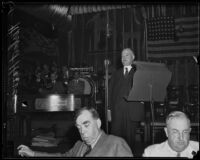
<box><xmin>124</xmin><ymin>65</ymin><xmax>132</xmax><ymax>74</ymax></box>
<box><xmin>143</xmin><ymin>140</ymin><xmax>199</xmax><ymax>158</ymax></box>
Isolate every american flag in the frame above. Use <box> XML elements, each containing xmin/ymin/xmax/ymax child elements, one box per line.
<box><xmin>146</xmin><ymin>16</ymin><xmax>199</xmax><ymax>58</ymax></box>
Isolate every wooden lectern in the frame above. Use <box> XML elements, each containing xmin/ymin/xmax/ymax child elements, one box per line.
<box><xmin>127</xmin><ymin>61</ymin><xmax>172</xmax><ymax>143</ymax></box>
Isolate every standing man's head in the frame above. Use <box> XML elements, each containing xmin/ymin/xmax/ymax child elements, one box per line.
<box><xmin>121</xmin><ymin>48</ymin><xmax>135</xmax><ymax>66</ymax></box>
<box><xmin>164</xmin><ymin>111</ymin><xmax>191</xmax><ymax>152</ymax></box>
<box><xmin>75</xmin><ymin>107</ymin><xmax>102</xmax><ymax>145</ymax></box>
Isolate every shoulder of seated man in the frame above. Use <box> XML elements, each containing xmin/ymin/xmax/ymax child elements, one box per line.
<box><xmin>189</xmin><ymin>140</ymin><xmax>199</xmax><ymax>151</ymax></box>
<box><xmin>107</xmin><ymin>134</ymin><xmax>127</xmax><ymax>144</ymax></box>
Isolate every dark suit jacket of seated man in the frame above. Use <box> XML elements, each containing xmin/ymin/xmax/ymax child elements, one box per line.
<box><xmin>17</xmin><ymin>107</ymin><xmax>133</xmax><ymax>157</ymax></box>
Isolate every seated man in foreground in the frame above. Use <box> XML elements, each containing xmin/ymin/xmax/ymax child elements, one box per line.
<box><xmin>143</xmin><ymin>111</ymin><xmax>199</xmax><ymax>158</ymax></box>
<box><xmin>18</xmin><ymin>107</ymin><xmax>133</xmax><ymax>157</ymax></box>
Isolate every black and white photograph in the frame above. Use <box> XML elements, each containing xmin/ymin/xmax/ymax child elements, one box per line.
<box><xmin>2</xmin><ymin>2</ymin><xmax>199</xmax><ymax>158</ymax></box>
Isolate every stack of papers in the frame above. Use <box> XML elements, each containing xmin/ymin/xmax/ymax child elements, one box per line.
<box><xmin>31</xmin><ymin>135</ymin><xmax>60</xmax><ymax>147</ymax></box>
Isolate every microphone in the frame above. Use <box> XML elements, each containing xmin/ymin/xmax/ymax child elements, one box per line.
<box><xmin>104</xmin><ymin>59</ymin><xmax>110</xmax><ymax>68</ymax></box>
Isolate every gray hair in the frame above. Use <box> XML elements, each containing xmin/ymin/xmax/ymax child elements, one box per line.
<box><xmin>166</xmin><ymin>111</ymin><xmax>190</xmax><ymax>127</ymax></box>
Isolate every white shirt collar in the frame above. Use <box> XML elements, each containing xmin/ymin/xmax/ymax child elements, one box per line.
<box><xmin>124</xmin><ymin>65</ymin><xmax>132</xmax><ymax>73</ymax></box>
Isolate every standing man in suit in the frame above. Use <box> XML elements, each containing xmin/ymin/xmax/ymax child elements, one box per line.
<box><xmin>108</xmin><ymin>48</ymin><xmax>145</xmax><ymax>153</ymax></box>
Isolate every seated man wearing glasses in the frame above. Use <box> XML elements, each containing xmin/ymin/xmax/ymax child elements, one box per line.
<box><xmin>143</xmin><ymin>111</ymin><xmax>199</xmax><ymax>158</ymax></box>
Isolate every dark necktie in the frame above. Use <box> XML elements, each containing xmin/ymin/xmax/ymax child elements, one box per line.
<box><xmin>83</xmin><ymin>145</ymin><xmax>92</xmax><ymax>157</ymax></box>
<box><xmin>124</xmin><ymin>68</ymin><xmax>129</xmax><ymax>77</ymax></box>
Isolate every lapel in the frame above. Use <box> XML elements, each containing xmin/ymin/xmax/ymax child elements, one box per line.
<box><xmin>72</xmin><ymin>141</ymin><xmax>88</xmax><ymax>157</ymax></box>
<box><xmin>122</xmin><ymin>64</ymin><xmax>136</xmax><ymax>77</ymax></box>
<box><xmin>88</xmin><ymin>131</ymin><xmax>106</xmax><ymax>155</ymax></box>
<box><xmin>130</xmin><ymin>64</ymin><xmax>136</xmax><ymax>74</ymax></box>
<box><xmin>75</xmin><ymin>142</ymin><xmax>84</xmax><ymax>156</ymax></box>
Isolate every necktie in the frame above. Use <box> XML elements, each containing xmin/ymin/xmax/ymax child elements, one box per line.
<box><xmin>124</xmin><ymin>68</ymin><xmax>129</xmax><ymax>77</ymax></box>
<box><xmin>176</xmin><ymin>152</ymin><xmax>181</xmax><ymax>157</ymax></box>
<box><xmin>83</xmin><ymin>145</ymin><xmax>92</xmax><ymax>157</ymax></box>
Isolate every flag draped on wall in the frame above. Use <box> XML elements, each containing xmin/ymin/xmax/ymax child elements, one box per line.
<box><xmin>146</xmin><ymin>16</ymin><xmax>199</xmax><ymax>58</ymax></box>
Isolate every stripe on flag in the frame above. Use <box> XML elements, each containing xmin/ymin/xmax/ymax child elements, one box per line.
<box><xmin>146</xmin><ymin>16</ymin><xmax>199</xmax><ymax>58</ymax></box>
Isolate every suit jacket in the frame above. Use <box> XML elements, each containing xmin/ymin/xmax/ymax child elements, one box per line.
<box><xmin>108</xmin><ymin>65</ymin><xmax>144</xmax><ymax>122</ymax></box>
<box><xmin>35</xmin><ymin>130</ymin><xmax>133</xmax><ymax>157</ymax></box>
